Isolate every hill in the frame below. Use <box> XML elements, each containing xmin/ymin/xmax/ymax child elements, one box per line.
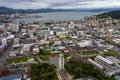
<box><xmin>96</xmin><ymin>10</ymin><xmax>120</xmax><ymax>19</ymax></box>
<box><xmin>0</xmin><ymin>7</ymin><xmax>74</xmax><ymax>14</ymax></box>
<box><xmin>0</xmin><ymin>7</ymin><xmax>120</xmax><ymax>15</ymax></box>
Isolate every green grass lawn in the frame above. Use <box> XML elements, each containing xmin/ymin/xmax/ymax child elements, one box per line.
<box><xmin>7</xmin><ymin>57</ymin><xmax>29</xmax><ymax>64</ymax></box>
<box><xmin>105</xmin><ymin>40</ymin><xmax>120</xmax><ymax>48</ymax></box>
<box><xmin>64</xmin><ymin>53</ymin><xmax>71</xmax><ymax>58</ymax></box>
<box><xmin>40</xmin><ymin>56</ymin><xmax>49</xmax><ymax>61</ymax></box>
<box><xmin>105</xmin><ymin>40</ymin><xmax>116</xmax><ymax>45</ymax></box>
<box><xmin>104</xmin><ymin>50</ymin><xmax>118</xmax><ymax>57</ymax></box>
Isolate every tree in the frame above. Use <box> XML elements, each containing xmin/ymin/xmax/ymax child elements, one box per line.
<box><xmin>65</xmin><ymin>60</ymin><xmax>115</xmax><ymax>80</ymax></box>
<box><xmin>39</xmin><ymin>49</ymin><xmax>51</xmax><ymax>55</ymax></box>
<box><xmin>31</xmin><ymin>63</ymin><xmax>58</xmax><ymax>80</ymax></box>
<box><xmin>33</xmin><ymin>32</ymin><xmax>37</xmax><ymax>36</ymax></box>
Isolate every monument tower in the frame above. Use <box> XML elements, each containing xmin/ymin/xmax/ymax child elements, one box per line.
<box><xmin>59</xmin><ymin>53</ymin><xmax>64</xmax><ymax>70</ymax></box>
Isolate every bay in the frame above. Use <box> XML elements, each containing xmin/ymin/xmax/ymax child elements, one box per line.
<box><xmin>15</xmin><ymin>12</ymin><xmax>101</xmax><ymax>23</ymax></box>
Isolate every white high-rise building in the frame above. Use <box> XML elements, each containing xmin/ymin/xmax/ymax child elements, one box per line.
<box><xmin>13</xmin><ymin>22</ymin><xmax>19</xmax><ymax>32</ymax></box>
<box><xmin>8</xmin><ymin>22</ymin><xmax>19</xmax><ymax>32</ymax></box>
<box><xmin>14</xmin><ymin>38</ymin><xmax>19</xmax><ymax>44</ymax></box>
<box><xmin>59</xmin><ymin>53</ymin><xmax>64</xmax><ymax>70</ymax></box>
<box><xmin>0</xmin><ymin>24</ymin><xmax>5</xmax><ymax>31</ymax></box>
<box><xmin>68</xmin><ymin>21</ymin><xmax>75</xmax><ymax>30</ymax></box>
<box><xmin>2</xmin><ymin>38</ymin><xmax>7</xmax><ymax>46</ymax></box>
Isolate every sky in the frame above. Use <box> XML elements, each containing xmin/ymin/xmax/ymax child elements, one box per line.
<box><xmin>0</xmin><ymin>0</ymin><xmax>120</xmax><ymax>9</ymax></box>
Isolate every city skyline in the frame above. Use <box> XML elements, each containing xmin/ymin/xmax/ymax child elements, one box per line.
<box><xmin>0</xmin><ymin>0</ymin><xmax>119</xmax><ymax>9</ymax></box>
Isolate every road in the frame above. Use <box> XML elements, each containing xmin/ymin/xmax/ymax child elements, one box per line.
<box><xmin>64</xmin><ymin>42</ymin><xmax>83</xmax><ymax>62</ymax></box>
<box><xmin>0</xmin><ymin>31</ymin><xmax>21</xmax><ymax>68</ymax></box>
<box><xmin>0</xmin><ymin>42</ymin><xmax>13</xmax><ymax>68</ymax></box>
<box><xmin>69</xmin><ymin>49</ymin><xmax>83</xmax><ymax>62</ymax></box>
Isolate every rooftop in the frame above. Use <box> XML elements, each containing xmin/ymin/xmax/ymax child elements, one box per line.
<box><xmin>1</xmin><ymin>74</ymin><xmax>22</xmax><ymax>80</ymax></box>
<box><xmin>96</xmin><ymin>55</ymin><xmax>113</xmax><ymax>65</ymax></box>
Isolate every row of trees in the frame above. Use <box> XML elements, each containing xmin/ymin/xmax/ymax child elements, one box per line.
<box><xmin>65</xmin><ymin>60</ymin><xmax>115</xmax><ymax>80</ymax></box>
<box><xmin>82</xmin><ymin>50</ymin><xmax>99</xmax><ymax>55</ymax></box>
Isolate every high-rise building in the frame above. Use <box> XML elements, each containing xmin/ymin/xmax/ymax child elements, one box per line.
<box><xmin>2</xmin><ymin>38</ymin><xmax>7</xmax><ymax>46</ymax></box>
<box><xmin>8</xmin><ymin>22</ymin><xmax>19</xmax><ymax>32</ymax></box>
<box><xmin>14</xmin><ymin>38</ymin><xmax>19</xmax><ymax>44</ymax></box>
<box><xmin>59</xmin><ymin>53</ymin><xmax>64</xmax><ymax>70</ymax></box>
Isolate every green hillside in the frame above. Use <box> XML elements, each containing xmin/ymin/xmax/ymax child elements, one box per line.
<box><xmin>97</xmin><ymin>10</ymin><xmax>120</xmax><ymax>19</ymax></box>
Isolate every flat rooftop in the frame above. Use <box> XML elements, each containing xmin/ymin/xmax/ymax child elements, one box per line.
<box><xmin>96</xmin><ymin>55</ymin><xmax>113</xmax><ymax>65</ymax></box>
<box><xmin>1</xmin><ymin>74</ymin><xmax>22</xmax><ymax>80</ymax></box>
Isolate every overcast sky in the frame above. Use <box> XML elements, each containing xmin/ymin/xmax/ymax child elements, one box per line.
<box><xmin>0</xmin><ymin>0</ymin><xmax>120</xmax><ymax>9</ymax></box>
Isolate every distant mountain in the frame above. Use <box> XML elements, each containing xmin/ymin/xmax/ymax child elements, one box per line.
<box><xmin>0</xmin><ymin>7</ymin><xmax>75</xmax><ymax>14</ymax></box>
<box><xmin>96</xmin><ymin>10</ymin><xmax>120</xmax><ymax>19</ymax></box>
<box><xmin>75</xmin><ymin>8</ymin><xmax>120</xmax><ymax>12</ymax></box>
<box><xmin>0</xmin><ymin>7</ymin><xmax>16</xmax><ymax>14</ymax></box>
<box><xmin>0</xmin><ymin>7</ymin><xmax>120</xmax><ymax>14</ymax></box>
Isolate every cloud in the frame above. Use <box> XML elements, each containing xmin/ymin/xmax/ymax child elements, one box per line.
<box><xmin>0</xmin><ymin>0</ymin><xmax>119</xmax><ymax>9</ymax></box>
<box><xmin>0</xmin><ymin>0</ymin><xmax>49</xmax><ymax>9</ymax></box>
